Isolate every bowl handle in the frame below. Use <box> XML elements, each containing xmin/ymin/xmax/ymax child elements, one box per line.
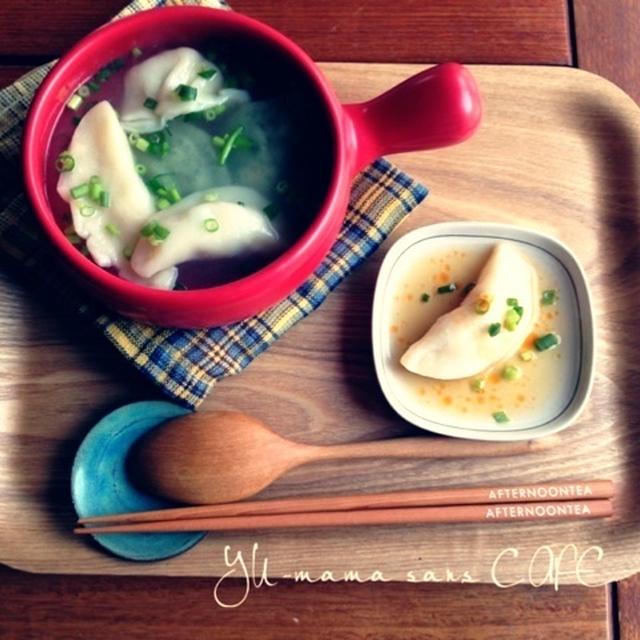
<box><xmin>343</xmin><ymin>62</ymin><xmax>482</xmax><ymax>175</ymax></box>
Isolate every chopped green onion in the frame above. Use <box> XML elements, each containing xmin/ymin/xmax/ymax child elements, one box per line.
<box><xmin>236</xmin><ymin>201</ymin><xmax>245</xmax><ymax>207</ymax></box>
<box><xmin>67</xmin><ymin>94</ymin><xmax>83</xmax><ymax>111</ymax></box>
<box><xmin>474</xmin><ymin>294</ymin><xmax>492</xmax><ymax>315</ymax></box>
<box><xmin>55</xmin><ymin>152</ymin><xmax>75</xmax><ymax>173</ymax></box>
<box><xmin>437</xmin><ymin>282</ymin><xmax>457</xmax><ymax>294</ymax></box>
<box><xmin>212</xmin><ymin>135</ymin><xmax>226</xmax><ymax>148</ymax></box>
<box><xmin>488</xmin><ymin>322</ymin><xmax>501</xmax><ymax>337</ymax></box>
<box><xmin>156</xmin><ymin>198</ymin><xmax>171</xmax><ymax>210</ymax></box>
<box><xmin>78</xmin><ymin>85</ymin><xmax>91</xmax><ymax>98</ymax></box>
<box><xmin>276</xmin><ymin>180</ymin><xmax>289</xmax><ymax>195</ymax></box>
<box><xmin>135</xmin><ymin>164</ymin><xmax>147</xmax><ymax>176</ymax></box>
<box><xmin>143</xmin><ymin>97</ymin><xmax>158</xmax><ymax>110</ymax></box>
<box><xmin>167</xmin><ymin>187</ymin><xmax>181</xmax><ymax>204</ymax></box>
<box><xmin>64</xmin><ymin>225</ymin><xmax>81</xmax><ymax>245</ymax></box>
<box><xmin>109</xmin><ymin>58</ymin><xmax>125</xmax><ymax>71</ymax></box>
<box><xmin>99</xmin><ymin>191</ymin><xmax>111</xmax><ymax>208</ymax></box>
<box><xmin>535</xmin><ymin>333</ymin><xmax>561</xmax><ymax>352</ymax></box>
<box><xmin>471</xmin><ymin>378</ymin><xmax>485</xmax><ymax>393</ymax></box>
<box><xmin>131</xmin><ymin>47</ymin><xmax>143</xmax><ymax>57</ymax></box>
<box><xmin>70</xmin><ymin>183</ymin><xmax>89</xmax><ymax>199</ymax></box>
<box><xmin>123</xmin><ymin>246</ymin><xmax>134</xmax><ymax>260</ymax></box>
<box><xmin>96</xmin><ymin>68</ymin><xmax>111</xmax><ymax>83</ymax></box>
<box><xmin>514</xmin><ymin>305</ymin><xmax>524</xmax><ymax>318</ymax></box>
<box><xmin>89</xmin><ymin>178</ymin><xmax>104</xmax><ymax>203</ymax></box>
<box><xmin>233</xmin><ymin>134</ymin><xmax>254</xmax><ymax>150</ymax></box>
<box><xmin>541</xmin><ymin>289</ymin><xmax>557</xmax><ymax>306</ymax></box>
<box><xmin>507</xmin><ymin>298</ymin><xmax>518</xmax><ymax>307</ymax></box>
<box><xmin>463</xmin><ymin>282</ymin><xmax>476</xmax><ymax>296</ymax></box>
<box><xmin>519</xmin><ymin>350</ymin><xmax>536</xmax><ymax>362</ymax></box>
<box><xmin>204</xmin><ymin>218</ymin><xmax>219</xmax><ymax>232</ymax></box>
<box><xmin>175</xmin><ymin>84</ymin><xmax>198</xmax><ymax>101</ymax></box>
<box><xmin>141</xmin><ymin>221</ymin><xmax>157</xmax><ymax>237</ymax></box>
<box><xmin>493</xmin><ymin>411</ymin><xmax>510</xmax><ymax>424</ymax></box>
<box><xmin>502</xmin><ymin>365</ymin><xmax>522</xmax><ymax>381</ymax></box>
<box><xmin>154</xmin><ymin>224</ymin><xmax>170</xmax><ymax>240</ymax></box>
<box><xmin>87</xmin><ymin>81</ymin><xmax>100</xmax><ymax>93</ymax></box>
<box><xmin>203</xmin><ymin>191</ymin><xmax>219</xmax><ymax>202</ymax></box>
<box><xmin>128</xmin><ymin>132</ymin><xmax>140</xmax><ymax>144</ymax></box>
<box><xmin>263</xmin><ymin>203</ymin><xmax>279</xmax><ymax>219</ymax></box>
<box><xmin>421</xmin><ymin>292</ymin><xmax>430</xmax><ymax>303</ymax></box>
<box><xmin>79</xmin><ymin>204</ymin><xmax>96</xmax><ymax>217</ymax></box>
<box><xmin>105</xmin><ymin>223</ymin><xmax>120</xmax><ymax>236</ymax></box>
<box><xmin>210</xmin><ymin>104</ymin><xmax>227</xmax><ymax>119</ymax></box>
<box><xmin>504</xmin><ymin>308</ymin><xmax>521</xmax><ymax>331</ymax></box>
<box><xmin>218</xmin><ymin>125</ymin><xmax>245</xmax><ymax>165</ymax></box>
<box><xmin>198</xmin><ymin>68</ymin><xmax>218</xmax><ymax>80</ymax></box>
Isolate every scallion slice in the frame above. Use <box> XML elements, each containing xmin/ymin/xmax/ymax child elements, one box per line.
<box><xmin>79</xmin><ymin>204</ymin><xmax>95</xmax><ymax>217</ymax></box>
<box><xmin>437</xmin><ymin>282</ymin><xmax>457</xmax><ymax>294</ymax></box>
<box><xmin>156</xmin><ymin>198</ymin><xmax>171</xmax><ymax>210</ymax></box>
<box><xmin>470</xmin><ymin>378</ymin><xmax>485</xmax><ymax>393</ymax></box>
<box><xmin>67</xmin><ymin>94</ymin><xmax>83</xmax><ymax>111</ymax></box>
<box><xmin>219</xmin><ymin>125</ymin><xmax>245</xmax><ymax>165</ymax></box>
<box><xmin>78</xmin><ymin>85</ymin><xmax>91</xmax><ymax>98</ymax></box>
<box><xmin>135</xmin><ymin>164</ymin><xmax>147</xmax><ymax>176</ymax></box>
<box><xmin>502</xmin><ymin>365</ymin><xmax>522</xmax><ymax>381</ymax></box>
<box><xmin>503</xmin><ymin>308</ymin><xmax>521</xmax><ymax>331</ymax></box>
<box><xmin>198</xmin><ymin>68</ymin><xmax>218</xmax><ymax>80</ymax></box>
<box><xmin>421</xmin><ymin>292</ymin><xmax>430</xmax><ymax>303</ymax></box>
<box><xmin>203</xmin><ymin>191</ymin><xmax>219</xmax><ymax>202</ymax></box>
<box><xmin>474</xmin><ymin>294</ymin><xmax>492</xmax><ymax>315</ymax></box>
<box><xmin>541</xmin><ymin>289</ymin><xmax>557</xmax><ymax>306</ymax></box>
<box><xmin>488</xmin><ymin>322</ymin><xmax>501</xmax><ymax>337</ymax></box>
<box><xmin>534</xmin><ymin>333</ymin><xmax>561</xmax><ymax>352</ymax></box>
<box><xmin>143</xmin><ymin>97</ymin><xmax>158</xmax><ymax>110</ymax></box>
<box><xmin>175</xmin><ymin>84</ymin><xmax>198</xmax><ymax>101</ymax></box>
<box><xmin>99</xmin><ymin>191</ymin><xmax>111</xmax><ymax>208</ymax></box>
<box><xmin>140</xmin><ymin>221</ymin><xmax>157</xmax><ymax>237</ymax></box>
<box><xmin>492</xmin><ymin>411</ymin><xmax>510</xmax><ymax>424</ymax></box>
<box><xmin>70</xmin><ymin>183</ymin><xmax>89</xmax><ymax>199</ymax></box>
<box><xmin>105</xmin><ymin>223</ymin><xmax>119</xmax><ymax>236</ymax></box>
<box><xmin>276</xmin><ymin>180</ymin><xmax>289</xmax><ymax>195</ymax></box>
<box><xmin>204</xmin><ymin>218</ymin><xmax>219</xmax><ymax>232</ymax></box>
<box><xmin>506</xmin><ymin>297</ymin><xmax>518</xmax><ymax>307</ymax></box>
<box><xmin>55</xmin><ymin>152</ymin><xmax>75</xmax><ymax>173</ymax></box>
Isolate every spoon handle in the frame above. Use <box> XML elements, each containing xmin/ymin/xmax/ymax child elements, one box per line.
<box><xmin>309</xmin><ymin>434</ymin><xmax>559</xmax><ymax>462</ymax></box>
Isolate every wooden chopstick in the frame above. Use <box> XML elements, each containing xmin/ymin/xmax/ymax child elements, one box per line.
<box><xmin>75</xmin><ymin>498</ymin><xmax>613</xmax><ymax>534</ymax></box>
<box><xmin>76</xmin><ymin>480</ymin><xmax>614</xmax><ymax>530</ymax></box>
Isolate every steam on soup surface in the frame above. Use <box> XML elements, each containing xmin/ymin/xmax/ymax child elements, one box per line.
<box><xmin>47</xmin><ymin>43</ymin><xmax>333</xmax><ymax>290</ymax></box>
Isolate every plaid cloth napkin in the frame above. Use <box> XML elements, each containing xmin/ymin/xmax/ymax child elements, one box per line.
<box><xmin>0</xmin><ymin>0</ymin><xmax>428</xmax><ymax>409</ymax></box>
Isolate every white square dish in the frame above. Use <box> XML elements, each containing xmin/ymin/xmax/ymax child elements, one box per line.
<box><xmin>372</xmin><ymin>222</ymin><xmax>595</xmax><ymax>441</ymax></box>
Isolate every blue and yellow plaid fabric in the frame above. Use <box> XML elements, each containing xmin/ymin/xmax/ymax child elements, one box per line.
<box><xmin>0</xmin><ymin>0</ymin><xmax>428</xmax><ymax>409</ymax></box>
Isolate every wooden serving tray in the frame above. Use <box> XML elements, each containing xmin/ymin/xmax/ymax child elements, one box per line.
<box><xmin>1</xmin><ymin>64</ymin><xmax>639</xmax><ymax>584</ymax></box>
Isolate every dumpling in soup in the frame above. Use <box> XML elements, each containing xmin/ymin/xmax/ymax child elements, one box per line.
<box><xmin>401</xmin><ymin>243</ymin><xmax>539</xmax><ymax>380</ymax></box>
<box><xmin>119</xmin><ymin>47</ymin><xmax>249</xmax><ymax>133</ymax></box>
<box><xmin>57</xmin><ymin>101</ymin><xmax>177</xmax><ymax>289</ymax></box>
<box><xmin>129</xmin><ymin>189</ymin><xmax>279</xmax><ymax>284</ymax></box>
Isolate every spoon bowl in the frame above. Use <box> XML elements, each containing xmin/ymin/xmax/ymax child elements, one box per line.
<box><xmin>133</xmin><ymin>410</ymin><xmax>559</xmax><ymax>504</ymax></box>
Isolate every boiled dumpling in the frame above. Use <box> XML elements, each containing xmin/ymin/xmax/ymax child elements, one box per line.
<box><xmin>130</xmin><ymin>189</ymin><xmax>278</xmax><ymax>284</ymax></box>
<box><xmin>57</xmin><ymin>101</ymin><xmax>177</xmax><ymax>289</ymax></box>
<box><xmin>401</xmin><ymin>243</ymin><xmax>539</xmax><ymax>380</ymax></box>
<box><xmin>119</xmin><ymin>47</ymin><xmax>249</xmax><ymax>133</ymax></box>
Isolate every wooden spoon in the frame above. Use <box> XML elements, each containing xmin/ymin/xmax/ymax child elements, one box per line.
<box><xmin>133</xmin><ymin>411</ymin><xmax>559</xmax><ymax>505</ymax></box>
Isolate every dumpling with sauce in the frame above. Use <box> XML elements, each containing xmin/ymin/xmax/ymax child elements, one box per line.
<box><xmin>401</xmin><ymin>243</ymin><xmax>539</xmax><ymax>380</ymax></box>
<box><xmin>119</xmin><ymin>47</ymin><xmax>249</xmax><ymax>133</ymax></box>
<box><xmin>129</xmin><ymin>188</ymin><xmax>279</xmax><ymax>285</ymax></box>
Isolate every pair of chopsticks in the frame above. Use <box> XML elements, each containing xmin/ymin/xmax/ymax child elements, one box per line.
<box><xmin>75</xmin><ymin>480</ymin><xmax>614</xmax><ymax>535</ymax></box>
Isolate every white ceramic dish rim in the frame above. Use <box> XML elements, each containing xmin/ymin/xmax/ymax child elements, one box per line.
<box><xmin>371</xmin><ymin>221</ymin><xmax>596</xmax><ymax>441</ymax></box>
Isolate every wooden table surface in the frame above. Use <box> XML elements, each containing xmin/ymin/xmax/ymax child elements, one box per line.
<box><xmin>0</xmin><ymin>1</ymin><xmax>638</xmax><ymax>638</ymax></box>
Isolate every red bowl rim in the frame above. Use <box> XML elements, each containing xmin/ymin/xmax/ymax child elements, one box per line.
<box><xmin>23</xmin><ymin>6</ymin><xmax>349</xmax><ymax>309</ymax></box>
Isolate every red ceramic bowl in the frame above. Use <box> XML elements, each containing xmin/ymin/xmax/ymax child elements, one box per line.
<box><xmin>23</xmin><ymin>6</ymin><xmax>481</xmax><ymax>328</ymax></box>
